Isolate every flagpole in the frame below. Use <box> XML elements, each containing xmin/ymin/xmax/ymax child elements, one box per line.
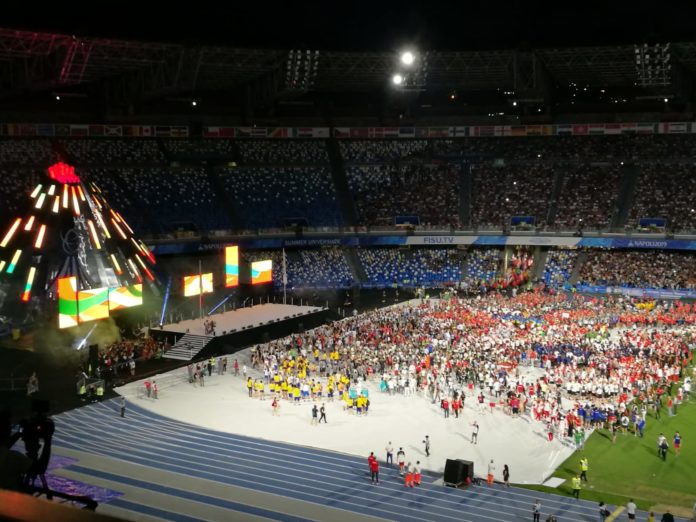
<box><xmin>282</xmin><ymin>248</ymin><xmax>287</xmax><ymax>305</ymax></box>
<box><xmin>198</xmin><ymin>259</ymin><xmax>203</xmax><ymax>320</ymax></box>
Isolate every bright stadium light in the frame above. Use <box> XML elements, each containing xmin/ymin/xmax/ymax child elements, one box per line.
<box><xmin>401</xmin><ymin>51</ymin><xmax>415</xmax><ymax>66</ymax></box>
<box><xmin>392</xmin><ymin>74</ymin><xmax>404</xmax><ymax>85</ymax></box>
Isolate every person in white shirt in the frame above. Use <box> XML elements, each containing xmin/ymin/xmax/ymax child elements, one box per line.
<box><xmin>626</xmin><ymin>499</ymin><xmax>637</xmax><ymax>520</ymax></box>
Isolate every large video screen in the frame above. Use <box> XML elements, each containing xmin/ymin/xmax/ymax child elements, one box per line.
<box><xmin>251</xmin><ymin>260</ymin><xmax>272</xmax><ymax>285</ymax></box>
<box><xmin>183</xmin><ymin>273</ymin><xmax>214</xmax><ymax>297</ymax></box>
<box><xmin>225</xmin><ymin>246</ymin><xmax>239</xmax><ymax>287</ymax></box>
<box><xmin>77</xmin><ymin>287</ymin><xmax>110</xmax><ymax>323</ymax></box>
<box><xmin>109</xmin><ymin>284</ymin><xmax>143</xmax><ymax>311</ymax></box>
<box><xmin>57</xmin><ymin>276</ymin><xmax>79</xmax><ymax>329</ymax></box>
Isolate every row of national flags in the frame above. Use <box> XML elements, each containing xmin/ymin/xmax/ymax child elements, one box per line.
<box><xmin>0</xmin><ymin>124</ymin><xmax>188</xmax><ymax>137</ymax></box>
<box><xmin>333</xmin><ymin>122</ymin><xmax>696</xmax><ymax>138</ymax></box>
<box><xmin>2</xmin><ymin>122</ymin><xmax>696</xmax><ymax>139</ymax></box>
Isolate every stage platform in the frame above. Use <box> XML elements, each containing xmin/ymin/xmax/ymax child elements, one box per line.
<box><xmin>153</xmin><ymin>303</ymin><xmax>329</xmax><ymax>361</ymax></box>
<box><xmin>161</xmin><ymin>303</ymin><xmax>322</xmax><ymax>336</ymax></box>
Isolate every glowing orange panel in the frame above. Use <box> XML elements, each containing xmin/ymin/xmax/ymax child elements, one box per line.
<box><xmin>87</xmin><ymin>220</ymin><xmax>101</xmax><ymax>249</ymax></box>
<box><xmin>24</xmin><ymin>216</ymin><xmax>35</xmax><ymax>231</ymax></box>
<box><xmin>1</xmin><ymin>218</ymin><xmax>21</xmax><ymax>248</ymax></box>
<box><xmin>34</xmin><ymin>225</ymin><xmax>46</xmax><ymax>249</ymax></box>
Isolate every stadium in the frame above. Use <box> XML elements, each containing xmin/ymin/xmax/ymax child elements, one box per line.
<box><xmin>1</xmin><ymin>4</ymin><xmax>695</xmax><ymax>522</ymax></box>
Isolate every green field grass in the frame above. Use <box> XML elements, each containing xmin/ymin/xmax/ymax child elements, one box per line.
<box><xmin>522</xmin><ymin>391</ymin><xmax>696</xmax><ymax>517</ymax></box>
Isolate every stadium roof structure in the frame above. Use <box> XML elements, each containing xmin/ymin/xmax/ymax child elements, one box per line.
<box><xmin>1</xmin><ymin>27</ymin><xmax>695</xmax><ymax>106</ymax></box>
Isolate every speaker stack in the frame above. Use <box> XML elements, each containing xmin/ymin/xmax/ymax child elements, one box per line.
<box><xmin>443</xmin><ymin>459</ymin><xmax>474</xmax><ymax>487</ymax></box>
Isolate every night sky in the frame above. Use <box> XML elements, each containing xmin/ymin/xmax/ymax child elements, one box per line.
<box><xmin>3</xmin><ymin>2</ymin><xmax>696</xmax><ymax>51</ymax></box>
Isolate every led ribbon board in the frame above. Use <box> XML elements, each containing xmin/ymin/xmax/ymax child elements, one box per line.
<box><xmin>77</xmin><ymin>287</ymin><xmax>110</xmax><ymax>323</ymax></box>
<box><xmin>225</xmin><ymin>246</ymin><xmax>239</xmax><ymax>287</ymax></box>
<box><xmin>183</xmin><ymin>273</ymin><xmax>214</xmax><ymax>297</ymax></box>
<box><xmin>251</xmin><ymin>260</ymin><xmax>273</xmax><ymax>285</ymax></box>
<box><xmin>108</xmin><ymin>284</ymin><xmax>143</xmax><ymax>311</ymax></box>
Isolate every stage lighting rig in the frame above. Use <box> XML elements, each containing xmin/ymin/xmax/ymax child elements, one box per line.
<box><xmin>634</xmin><ymin>43</ymin><xmax>671</xmax><ymax>87</ymax></box>
<box><xmin>391</xmin><ymin>49</ymin><xmax>429</xmax><ymax>91</ymax></box>
<box><xmin>286</xmin><ymin>49</ymin><xmax>320</xmax><ymax>91</ymax></box>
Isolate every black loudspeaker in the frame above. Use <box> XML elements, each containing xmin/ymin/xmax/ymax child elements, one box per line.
<box><xmin>444</xmin><ymin>459</ymin><xmax>474</xmax><ymax>486</ymax></box>
<box><xmin>444</xmin><ymin>459</ymin><xmax>465</xmax><ymax>486</ymax></box>
<box><xmin>88</xmin><ymin>344</ymin><xmax>99</xmax><ymax>376</ymax></box>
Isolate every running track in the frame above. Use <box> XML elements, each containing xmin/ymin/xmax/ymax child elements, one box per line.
<box><xmin>48</xmin><ymin>399</ymin><xmax>684</xmax><ymax>522</ymax></box>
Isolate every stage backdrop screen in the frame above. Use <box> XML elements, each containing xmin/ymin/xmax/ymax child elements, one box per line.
<box><xmin>77</xmin><ymin>287</ymin><xmax>110</xmax><ymax>323</ymax></box>
<box><xmin>108</xmin><ymin>284</ymin><xmax>143</xmax><ymax>311</ymax></box>
<box><xmin>183</xmin><ymin>273</ymin><xmax>214</xmax><ymax>296</ymax></box>
<box><xmin>57</xmin><ymin>276</ymin><xmax>79</xmax><ymax>329</ymax></box>
<box><xmin>251</xmin><ymin>260</ymin><xmax>272</xmax><ymax>285</ymax></box>
<box><xmin>225</xmin><ymin>246</ymin><xmax>239</xmax><ymax>287</ymax></box>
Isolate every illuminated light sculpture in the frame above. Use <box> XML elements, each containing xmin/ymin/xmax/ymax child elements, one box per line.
<box><xmin>0</xmin><ymin>161</ymin><xmax>156</xmax><ymax>328</ymax></box>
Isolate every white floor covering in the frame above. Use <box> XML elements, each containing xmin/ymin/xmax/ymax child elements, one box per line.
<box><xmin>117</xmin><ymin>352</ymin><xmax>575</xmax><ymax>485</ymax></box>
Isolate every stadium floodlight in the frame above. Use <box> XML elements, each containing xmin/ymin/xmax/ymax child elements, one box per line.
<box><xmin>392</xmin><ymin>74</ymin><xmax>404</xmax><ymax>85</ymax></box>
<box><xmin>401</xmin><ymin>51</ymin><xmax>415</xmax><ymax>66</ymax></box>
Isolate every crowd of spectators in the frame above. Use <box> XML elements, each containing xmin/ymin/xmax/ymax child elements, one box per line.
<box><xmin>471</xmin><ymin>164</ymin><xmax>554</xmax><ymax>227</ymax></box>
<box><xmin>163</xmin><ymin>139</ymin><xmax>236</xmax><ymax>159</ymax></box>
<box><xmin>554</xmin><ymin>165</ymin><xmax>621</xmax><ymax>229</ymax></box>
<box><xmin>357</xmin><ymin>248</ymin><xmax>461</xmax><ymax>287</ymax></box>
<box><xmin>629</xmin><ymin>164</ymin><xmax>696</xmax><ymax>231</ymax></box>
<box><xmin>434</xmin><ymin>135</ymin><xmax>696</xmax><ymax>160</ymax></box>
<box><xmin>0</xmin><ymin>139</ymin><xmax>56</xmax><ymax>164</ymax></box>
<box><xmin>96</xmin><ymin>336</ymin><xmax>163</xmax><ymax>377</ymax></box>
<box><xmin>542</xmin><ymin>249</ymin><xmax>579</xmax><ymax>287</ymax></box>
<box><xmin>87</xmin><ymin>167</ymin><xmax>230</xmax><ymax>234</ymax></box>
<box><xmin>463</xmin><ymin>248</ymin><xmax>501</xmax><ymax>287</ymax></box>
<box><xmin>579</xmin><ymin>250</ymin><xmax>696</xmax><ymax>290</ymax></box>
<box><xmin>219</xmin><ymin>166</ymin><xmax>342</xmax><ymax>229</ymax></box>
<box><xmin>240</xmin><ymin>140</ymin><xmax>328</xmax><ymax>164</ymax></box>
<box><xmin>347</xmin><ymin>164</ymin><xmax>460</xmax><ymax>227</ymax></box>
<box><xmin>61</xmin><ymin>139</ymin><xmax>165</xmax><ymax>164</ymax></box>
<box><xmin>339</xmin><ymin>140</ymin><xmax>428</xmax><ymax>163</ymax></box>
